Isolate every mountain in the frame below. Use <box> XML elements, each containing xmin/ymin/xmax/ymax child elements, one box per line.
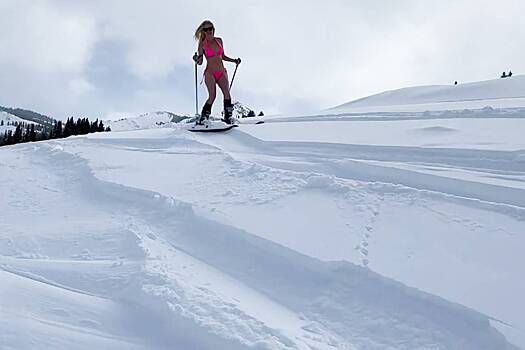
<box><xmin>105</xmin><ymin>104</ymin><xmax>264</xmax><ymax>132</ymax></box>
<box><xmin>0</xmin><ymin>105</ymin><xmax>54</xmax><ymax>129</ymax></box>
<box><xmin>1</xmin><ymin>111</ymin><xmax>29</xmax><ymax>130</ymax></box>
<box><xmin>105</xmin><ymin>111</ymin><xmax>189</xmax><ymax>131</ymax></box>
<box><xmin>0</xmin><ymin>110</ymin><xmax>43</xmax><ymax>135</ymax></box>
<box><xmin>331</xmin><ymin>74</ymin><xmax>525</xmax><ymax>113</ymax></box>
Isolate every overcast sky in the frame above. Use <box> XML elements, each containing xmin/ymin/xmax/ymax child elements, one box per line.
<box><xmin>1</xmin><ymin>0</ymin><xmax>524</xmax><ymax>120</ymax></box>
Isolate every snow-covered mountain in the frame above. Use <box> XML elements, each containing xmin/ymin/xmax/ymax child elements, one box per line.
<box><xmin>0</xmin><ymin>111</ymin><xmax>39</xmax><ymax>133</ymax></box>
<box><xmin>0</xmin><ymin>106</ymin><xmax>53</xmax><ymax>128</ymax></box>
<box><xmin>232</xmin><ymin>101</ymin><xmax>264</xmax><ymax>119</ymax></box>
<box><xmin>105</xmin><ymin>105</ymin><xmax>264</xmax><ymax>132</ymax></box>
<box><xmin>1</xmin><ymin>78</ymin><xmax>524</xmax><ymax>349</ymax></box>
<box><xmin>232</xmin><ymin>101</ymin><xmax>250</xmax><ymax>117</ymax></box>
<box><xmin>105</xmin><ymin>111</ymin><xmax>189</xmax><ymax>131</ymax></box>
<box><xmin>330</xmin><ymin>74</ymin><xmax>525</xmax><ymax>113</ymax></box>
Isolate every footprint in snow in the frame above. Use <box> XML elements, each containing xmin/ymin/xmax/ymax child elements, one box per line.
<box><xmin>49</xmin><ymin>308</ymin><xmax>70</xmax><ymax>317</ymax></box>
<box><xmin>79</xmin><ymin>319</ymin><xmax>100</xmax><ymax>329</ymax></box>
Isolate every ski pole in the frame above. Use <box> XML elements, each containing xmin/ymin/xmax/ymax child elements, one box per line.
<box><xmin>194</xmin><ymin>54</ymin><xmax>199</xmax><ymax>117</ymax></box>
<box><xmin>229</xmin><ymin>63</ymin><xmax>239</xmax><ymax>90</ymax></box>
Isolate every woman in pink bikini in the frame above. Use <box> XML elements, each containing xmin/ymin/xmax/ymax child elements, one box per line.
<box><xmin>193</xmin><ymin>20</ymin><xmax>241</xmax><ymax>124</ymax></box>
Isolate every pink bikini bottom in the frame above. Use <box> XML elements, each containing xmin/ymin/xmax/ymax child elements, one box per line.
<box><xmin>205</xmin><ymin>68</ymin><xmax>227</xmax><ymax>82</ymax></box>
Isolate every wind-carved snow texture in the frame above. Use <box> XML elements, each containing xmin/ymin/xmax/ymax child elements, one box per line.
<box><xmin>1</xmin><ymin>126</ymin><xmax>522</xmax><ymax>350</ymax></box>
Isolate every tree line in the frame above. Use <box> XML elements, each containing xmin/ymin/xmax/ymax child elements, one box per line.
<box><xmin>1</xmin><ymin>117</ymin><xmax>111</xmax><ymax>147</ymax></box>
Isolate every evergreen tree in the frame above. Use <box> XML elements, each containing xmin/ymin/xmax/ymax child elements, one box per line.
<box><xmin>79</xmin><ymin>118</ymin><xmax>85</xmax><ymax>134</ymax></box>
<box><xmin>24</xmin><ymin>124</ymin><xmax>31</xmax><ymax>142</ymax></box>
<box><xmin>78</xmin><ymin>118</ymin><xmax>84</xmax><ymax>134</ymax></box>
<box><xmin>55</xmin><ymin>120</ymin><xmax>63</xmax><ymax>138</ymax></box>
<box><xmin>13</xmin><ymin>124</ymin><xmax>22</xmax><ymax>143</ymax></box>
<box><xmin>35</xmin><ymin>130</ymin><xmax>46</xmax><ymax>142</ymax></box>
<box><xmin>90</xmin><ymin>119</ymin><xmax>98</xmax><ymax>133</ymax></box>
<box><xmin>74</xmin><ymin>118</ymin><xmax>80</xmax><ymax>135</ymax></box>
<box><xmin>69</xmin><ymin>117</ymin><xmax>75</xmax><ymax>136</ymax></box>
<box><xmin>83</xmin><ymin>118</ymin><xmax>90</xmax><ymax>134</ymax></box>
<box><xmin>30</xmin><ymin>124</ymin><xmax>36</xmax><ymax>142</ymax></box>
<box><xmin>49</xmin><ymin>124</ymin><xmax>55</xmax><ymax>139</ymax></box>
<box><xmin>0</xmin><ymin>120</ymin><xmax>3</xmax><ymax>126</ymax></box>
<box><xmin>6</xmin><ymin>130</ymin><xmax>13</xmax><ymax>145</ymax></box>
<box><xmin>63</xmin><ymin>117</ymin><xmax>72</xmax><ymax>138</ymax></box>
<box><xmin>98</xmin><ymin>120</ymin><xmax>105</xmax><ymax>132</ymax></box>
<box><xmin>41</xmin><ymin>129</ymin><xmax>52</xmax><ymax>141</ymax></box>
<box><xmin>105</xmin><ymin>126</ymin><xmax>111</xmax><ymax>132</ymax></box>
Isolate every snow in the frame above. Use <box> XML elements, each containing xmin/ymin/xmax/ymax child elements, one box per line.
<box><xmin>240</xmin><ymin>118</ymin><xmax>525</xmax><ymax>151</ymax></box>
<box><xmin>1</xmin><ymin>76</ymin><xmax>525</xmax><ymax>349</ymax></box>
<box><xmin>104</xmin><ymin>109</ymin><xmax>264</xmax><ymax>134</ymax></box>
<box><xmin>106</xmin><ymin>111</ymin><xmax>188</xmax><ymax>132</ymax></box>
<box><xmin>0</xmin><ymin>111</ymin><xmax>37</xmax><ymax>133</ymax></box>
<box><xmin>330</xmin><ymin>74</ymin><xmax>525</xmax><ymax>113</ymax></box>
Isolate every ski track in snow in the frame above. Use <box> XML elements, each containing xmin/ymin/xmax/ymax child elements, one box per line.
<box><xmin>1</xmin><ymin>117</ymin><xmax>524</xmax><ymax>349</ymax></box>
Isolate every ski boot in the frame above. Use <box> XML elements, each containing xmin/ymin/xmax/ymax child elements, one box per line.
<box><xmin>197</xmin><ymin>103</ymin><xmax>212</xmax><ymax>125</ymax></box>
<box><xmin>222</xmin><ymin>99</ymin><xmax>233</xmax><ymax>124</ymax></box>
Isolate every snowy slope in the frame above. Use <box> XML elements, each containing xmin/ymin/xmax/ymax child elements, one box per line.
<box><xmin>1</xmin><ymin>119</ymin><xmax>523</xmax><ymax>349</ymax></box>
<box><xmin>106</xmin><ymin>111</ymin><xmax>188</xmax><ymax>131</ymax></box>
<box><xmin>331</xmin><ymin>75</ymin><xmax>525</xmax><ymax>113</ymax></box>
<box><xmin>0</xmin><ymin>111</ymin><xmax>36</xmax><ymax>133</ymax></box>
<box><xmin>2</xmin><ymin>76</ymin><xmax>525</xmax><ymax>349</ymax></box>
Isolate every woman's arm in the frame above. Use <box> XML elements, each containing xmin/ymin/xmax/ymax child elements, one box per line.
<box><xmin>218</xmin><ymin>38</ymin><xmax>241</xmax><ymax>64</ymax></box>
<box><xmin>222</xmin><ymin>54</ymin><xmax>239</xmax><ymax>64</ymax></box>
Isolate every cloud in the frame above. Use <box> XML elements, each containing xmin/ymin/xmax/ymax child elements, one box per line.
<box><xmin>0</xmin><ymin>0</ymin><xmax>98</xmax><ymax>116</ymax></box>
<box><xmin>1</xmin><ymin>0</ymin><xmax>524</xmax><ymax>119</ymax></box>
<box><xmin>68</xmin><ymin>77</ymin><xmax>95</xmax><ymax>95</ymax></box>
<box><xmin>0</xmin><ymin>0</ymin><xmax>96</xmax><ymax>74</ymax></box>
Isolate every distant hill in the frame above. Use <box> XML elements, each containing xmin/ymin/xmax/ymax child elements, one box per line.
<box><xmin>105</xmin><ymin>103</ymin><xmax>263</xmax><ymax>132</ymax></box>
<box><xmin>0</xmin><ymin>106</ymin><xmax>54</xmax><ymax>129</ymax></box>
<box><xmin>105</xmin><ymin>111</ymin><xmax>189</xmax><ymax>132</ymax></box>
<box><xmin>0</xmin><ymin>111</ymin><xmax>35</xmax><ymax>134</ymax></box>
<box><xmin>331</xmin><ymin>75</ymin><xmax>525</xmax><ymax>113</ymax></box>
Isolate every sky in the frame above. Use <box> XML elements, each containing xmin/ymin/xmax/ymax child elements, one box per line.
<box><xmin>1</xmin><ymin>0</ymin><xmax>524</xmax><ymax>120</ymax></box>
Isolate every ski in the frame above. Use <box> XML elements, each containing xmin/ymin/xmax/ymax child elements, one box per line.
<box><xmin>188</xmin><ymin>120</ymin><xmax>237</xmax><ymax>132</ymax></box>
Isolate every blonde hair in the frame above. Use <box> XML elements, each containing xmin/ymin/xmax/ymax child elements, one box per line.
<box><xmin>194</xmin><ymin>20</ymin><xmax>214</xmax><ymax>43</ymax></box>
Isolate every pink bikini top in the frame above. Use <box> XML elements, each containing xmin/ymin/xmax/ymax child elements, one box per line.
<box><xmin>203</xmin><ymin>38</ymin><xmax>224</xmax><ymax>58</ymax></box>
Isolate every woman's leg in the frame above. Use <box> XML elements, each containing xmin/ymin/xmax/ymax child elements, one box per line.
<box><xmin>198</xmin><ymin>72</ymin><xmax>216</xmax><ymax>123</ymax></box>
<box><xmin>217</xmin><ymin>72</ymin><xmax>231</xmax><ymax>100</ymax></box>
<box><xmin>217</xmin><ymin>72</ymin><xmax>233</xmax><ymax>123</ymax></box>
<box><xmin>204</xmin><ymin>72</ymin><xmax>217</xmax><ymax>105</ymax></box>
